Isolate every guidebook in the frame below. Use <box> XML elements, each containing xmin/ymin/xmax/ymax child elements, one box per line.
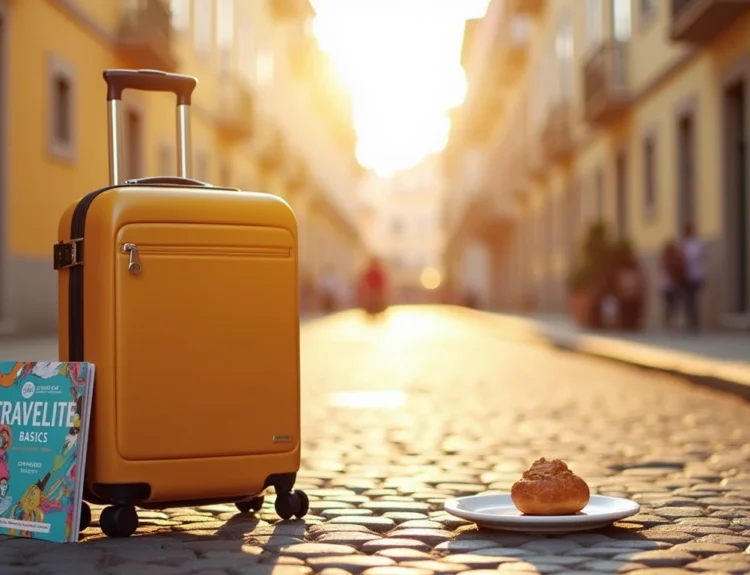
<box><xmin>0</xmin><ymin>361</ymin><xmax>95</xmax><ymax>543</ymax></box>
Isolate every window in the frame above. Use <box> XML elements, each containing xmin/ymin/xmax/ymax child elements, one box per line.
<box><xmin>192</xmin><ymin>0</ymin><xmax>212</xmax><ymax>55</ymax></box>
<box><xmin>124</xmin><ymin>107</ymin><xmax>143</xmax><ymax>181</ymax></box>
<box><xmin>556</xmin><ymin>10</ymin><xmax>574</xmax><ymax>99</ymax></box>
<box><xmin>170</xmin><ymin>0</ymin><xmax>190</xmax><ymax>31</ymax></box>
<box><xmin>642</xmin><ymin>133</ymin><xmax>657</xmax><ymax>216</ymax></box>
<box><xmin>586</xmin><ymin>0</ymin><xmax>603</xmax><ymax>49</ymax></box>
<box><xmin>48</xmin><ymin>54</ymin><xmax>76</xmax><ymax>162</ymax></box>
<box><xmin>639</xmin><ymin>0</ymin><xmax>657</xmax><ymax>27</ymax></box>
<box><xmin>256</xmin><ymin>50</ymin><xmax>274</xmax><ymax>86</ymax></box>
<box><xmin>237</xmin><ymin>17</ymin><xmax>255</xmax><ymax>87</ymax></box>
<box><xmin>612</xmin><ymin>0</ymin><xmax>632</xmax><ymax>41</ymax></box>
<box><xmin>158</xmin><ymin>140</ymin><xmax>173</xmax><ymax>175</ymax></box>
<box><xmin>216</xmin><ymin>0</ymin><xmax>233</xmax><ymax>50</ymax></box>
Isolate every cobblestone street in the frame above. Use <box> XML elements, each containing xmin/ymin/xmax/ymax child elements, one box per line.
<box><xmin>2</xmin><ymin>306</ymin><xmax>750</xmax><ymax>574</ymax></box>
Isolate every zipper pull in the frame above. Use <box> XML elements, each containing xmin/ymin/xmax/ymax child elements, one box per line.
<box><xmin>122</xmin><ymin>243</ymin><xmax>142</xmax><ymax>275</ymax></box>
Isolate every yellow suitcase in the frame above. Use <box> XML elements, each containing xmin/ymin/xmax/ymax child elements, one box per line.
<box><xmin>53</xmin><ymin>69</ymin><xmax>308</xmax><ymax>538</ymax></box>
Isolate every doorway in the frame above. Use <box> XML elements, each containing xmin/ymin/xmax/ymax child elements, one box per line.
<box><xmin>724</xmin><ymin>79</ymin><xmax>748</xmax><ymax>315</ymax></box>
<box><xmin>123</xmin><ymin>106</ymin><xmax>143</xmax><ymax>181</ymax></box>
<box><xmin>615</xmin><ymin>151</ymin><xmax>628</xmax><ymax>240</ymax></box>
<box><xmin>0</xmin><ymin>7</ymin><xmax>7</xmax><ymax>324</ymax></box>
<box><xmin>677</xmin><ymin>111</ymin><xmax>696</xmax><ymax>234</ymax></box>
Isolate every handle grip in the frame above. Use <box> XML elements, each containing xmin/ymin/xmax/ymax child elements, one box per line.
<box><xmin>123</xmin><ymin>176</ymin><xmax>213</xmax><ymax>187</ymax></box>
<box><xmin>103</xmin><ymin>69</ymin><xmax>198</xmax><ymax>106</ymax></box>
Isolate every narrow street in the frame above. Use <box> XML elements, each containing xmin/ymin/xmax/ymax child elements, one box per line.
<box><xmin>1</xmin><ymin>306</ymin><xmax>750</xmax><ymax>574</ymax></box>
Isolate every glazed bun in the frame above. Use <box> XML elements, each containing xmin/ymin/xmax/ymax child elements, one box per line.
<box><xmin>511</xmin><ymin>457</ymin><xmax>590</xmax><ymax>515</ymax></box>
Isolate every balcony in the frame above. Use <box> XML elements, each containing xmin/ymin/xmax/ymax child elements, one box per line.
<box><xmin>584</xmin><ymin>40</ymin><xmax>630</xmax><ymax>125</ymax></box>
<box><xmin>215</xmin><ymin>76</ymin><xmax>255</xmax><ymax>142</ymax></box>
<box><xmin>671</xmin><ymin>0</ymin><xmax>750</xmax><ymax>42</ymax></box>
<box><xmin>542</xmin><ymin>101</ymin><xmax>574</xmax><ymax>163</ymax></box>
<box><xmin>267</xmin><ymin>0</ymin><xmax>315</xmax><ymax>21</ymax></box>
<box><xmin>116</xmin><ymin>0</ymin><xmax>176</xmax><ymax>72</ymax></box>
<box><xmin>507</xmin><ymin>0</ymin><xmax>544</xmax><ymax>17</ymax></box>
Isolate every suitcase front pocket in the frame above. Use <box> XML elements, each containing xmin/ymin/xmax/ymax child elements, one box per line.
<box><xmin>121</xmin><ymin>243</ymin><xmax>292</xmax><ymax>275</ymax></box>
<box><xmin>114</xmin><ymin>225</ymin><xmax>300</xmax><ymax>462</ymax></box>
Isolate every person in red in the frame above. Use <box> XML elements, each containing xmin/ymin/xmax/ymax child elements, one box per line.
<box><xmin>358</xmin><ymin>257</ymin><xmax>388</xmax><ymax>316</ymax></box>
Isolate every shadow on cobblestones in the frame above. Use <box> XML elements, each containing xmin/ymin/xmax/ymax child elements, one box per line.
<box><xmin>1</xmin><ymin>306</ymin><xmax>750</xmax><ymax>574</ymax></box>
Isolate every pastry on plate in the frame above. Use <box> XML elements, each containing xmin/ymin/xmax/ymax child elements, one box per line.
<box><xmin>510</xmin><ymin>457</ymin><xmax>590</xmax><ymax>515</ymax></box>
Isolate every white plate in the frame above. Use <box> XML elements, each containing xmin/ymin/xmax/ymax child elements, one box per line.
<box><xmin>444</xmin><ymin>493</ymin><xmax>640</xmax><ymax>534</ymax></box>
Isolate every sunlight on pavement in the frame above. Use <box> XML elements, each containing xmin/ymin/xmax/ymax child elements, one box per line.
<box><xmin>327</xmin><ymin>390</ymin><xmax>406</xmax><ymax>409</ymax></box>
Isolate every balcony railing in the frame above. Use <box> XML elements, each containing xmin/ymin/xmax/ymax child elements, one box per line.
<box><xmin>116</xmin><ymin>0</ymin><xmax>176</xmax><ymax>72</ymax></box>
<box><xmin>215</xmin><ymin>75</ymin><xmax>254</xmax><ymax>142</ymax></box>
<box><xmin>507</xmin><ymin>0</ymin><xmax>544</xmax><ymax>17</ymax></box>
<box><xmin>583</xmin><ymin>39</ymin><xmax>631</xmax><ymax>125</ymax></box>
<box><xmin>671</xmin><ymin>0</ymin><xmax>750</xmax><ymax>42</ymax></box>
<box><xmin>542</xmin><ymin>101</ymin><xmax>574</xmax><ymax>163</ymax></box>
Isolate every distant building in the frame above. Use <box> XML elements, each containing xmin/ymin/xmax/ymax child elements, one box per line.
<box><xmin>0</xmin><ymin>0</ymin><xmax>364</xmax><ymax>334</ymax></box>
<box><xmin>443</xmin><ymin>0</ymin><xmax>750</xmax><ymax>329</ymax></box>
<box><xmin>358</xmin><ymin>155</ymin><xmax>445</xmax><ymax>304</ymax></box>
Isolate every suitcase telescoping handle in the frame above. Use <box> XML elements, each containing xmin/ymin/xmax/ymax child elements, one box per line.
<box><xmin>103</xmin><ymin>69</ymin><xmax>198</xmax><ymax>186</ymax></box>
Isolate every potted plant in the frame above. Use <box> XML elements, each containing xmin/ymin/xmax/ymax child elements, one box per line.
<box><xmin>566</xmin><ymin>222</ymin><xmax>645</xmax><ymax>330</ymax></box>
<box><xmin>565</xmin><ymin>221</ymin><xmax>615</xmax><ymax>328</ymax></box>
<box><xmin>610</xmin><ymin>238</ymin><xmax>647</xmax><ymax>331</ymax></box>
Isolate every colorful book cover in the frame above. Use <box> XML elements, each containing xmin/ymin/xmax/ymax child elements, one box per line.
<box><xmin>0</xmin><ymin>361</ymin><xmax>95</xmax><ymax>543</ymax></box>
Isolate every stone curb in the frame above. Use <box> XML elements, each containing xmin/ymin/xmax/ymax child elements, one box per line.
<box><xmin>445</xmin><ymin>305</ymin><xmax>750</xmax><ymax>402</ymax></box>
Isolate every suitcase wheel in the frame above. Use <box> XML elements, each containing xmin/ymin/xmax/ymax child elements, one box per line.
<box><xmin>79</xmin><ymin>502</ymin><xmax>92</xmax><ymax>532</ymax></box>
<box><xmin>100</xmin><ymin>504</ymin><xmax>139</xmax><ymax>538</ymax></box>
<box><xmin>235</xmin><ymin>496</ymin><xmax>265</xmax><ymax>513</ymax></box>
<box><xmin>274</xmin><ymin>490</ymin><xmax>309</xmax><ymax>521</ymax></box>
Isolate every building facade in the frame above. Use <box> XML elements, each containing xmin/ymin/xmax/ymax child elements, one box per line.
<box><xmin>0</xmin><ymin>0</ymin><xmax>364</xmax><ymax>335</ymax></box>
<box><xmin>443</xmin><ymin>0</ymin><xmax>750</xmax><ymax>330</ymax></box>
<box><xmin>358</xmin><ymin>155</ymin><xmax>445</xmax><ymax>304</ymax></box>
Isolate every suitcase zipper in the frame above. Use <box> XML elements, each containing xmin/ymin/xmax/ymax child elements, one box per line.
<box><xmin>120</xmin><ymin>243</ymin><xmax>291</xmax><ymax>275</ymax></box>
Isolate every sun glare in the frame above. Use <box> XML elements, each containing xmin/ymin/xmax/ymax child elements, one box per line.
<box><xmin>310</xmin><ymin>0</ymin><xmax>489</xmax><ymax>175</ymax></box>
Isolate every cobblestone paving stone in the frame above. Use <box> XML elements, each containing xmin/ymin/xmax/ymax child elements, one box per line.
<box><xmin>2</xmin><ymin>307</ymin><xmax>750</xmax><ymax>574</ymax></box>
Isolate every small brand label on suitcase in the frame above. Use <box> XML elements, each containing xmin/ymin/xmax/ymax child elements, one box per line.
<box><xmin>273</xmin><ymin>435</ymin><xmax>293</xmax><ymax>443</ymax></box>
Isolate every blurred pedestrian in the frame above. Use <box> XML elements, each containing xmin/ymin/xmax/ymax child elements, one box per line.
<box><xmin>358</xmin><ymin>257</ymin><xmax>387</xmax><ymax>316</ymax></box>
<box><xmin>659</xmin><ymin>239</ymin><xmax>686</xmax><ymax>330</ymax></box>
<box><xmin>615</xmin><ymin>249</ymin><xmax>646</xmax><ymax>331</ymax></box>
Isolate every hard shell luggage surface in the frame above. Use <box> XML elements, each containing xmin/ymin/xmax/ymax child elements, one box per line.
<box><xmin>53</xmin><ymin>70</ymin><xmax>309</xmax><ymax>538</ymax></box>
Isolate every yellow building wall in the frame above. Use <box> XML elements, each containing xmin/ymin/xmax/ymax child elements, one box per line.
<box><xmin>628</xmin><ymin>4</ymin><xmax>690</xmax><ymax>93</ymax></box>
<box><xmin>7</xmin><ymin>0</ymin><xmax>233</xmax><ymax>257</ymax></box>
<box><xmin>2</xmin><ymin>0</ymin><xmax>363</xmax><ymax>333</ymax></box>
<box><xmin>627</xmin><ymin>53</ymin><xmax>719</xmax><ymax>251</ymax></box>
<box><xmin>8</xmin><ymin>1</ymin><xmax>114</xmax><ymax>256</ymax></box>
<box><xmin>449</xmin><ymin>0</ymin><xmax>750</xmax><ymax>326</ymax></box>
